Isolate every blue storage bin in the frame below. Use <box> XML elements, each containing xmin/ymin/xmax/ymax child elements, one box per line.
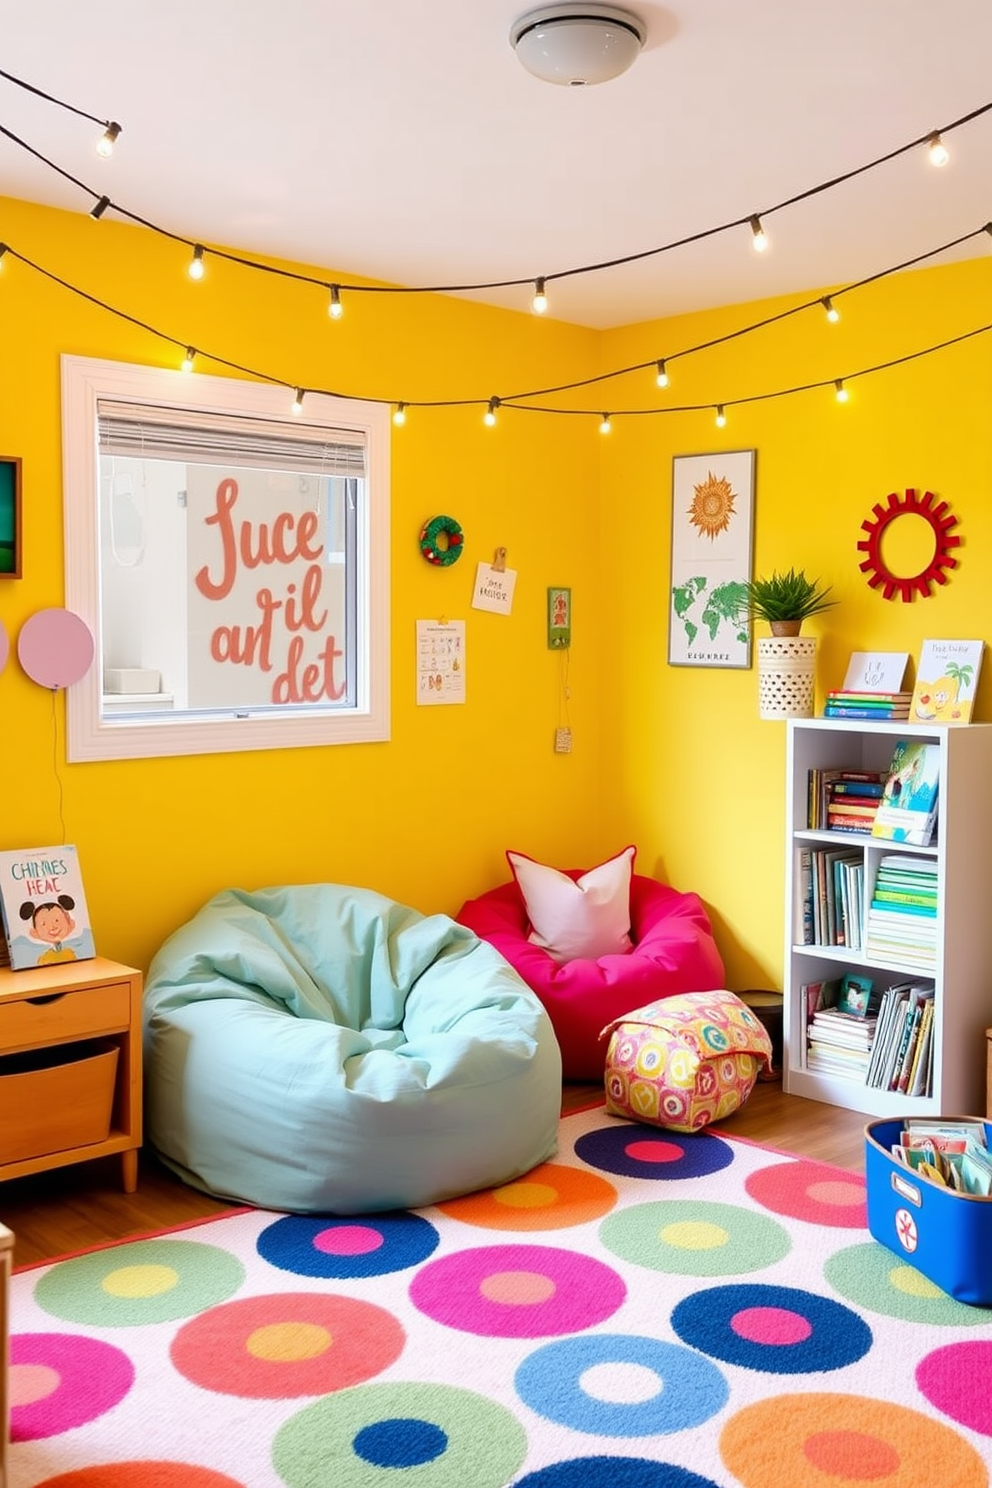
<box><xmin>865</xmin><ymin>1116</ymin><xmax>992</xmax><ymax>1307</ymax></box>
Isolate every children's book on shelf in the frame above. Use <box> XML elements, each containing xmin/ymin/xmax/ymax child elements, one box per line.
<box><xmin>837</xmin><ymin>971</ymin><xmax>874</xmax><ymax>1017</ymax></box>
<box><xmin>841</xmin><ymin>651</ymin><xmax>910</xmax><ymax>693</ymax></box>
<box><xmin>0</xmin><ymin>844</ymin><xmax>96</xmax><ymax>970</ymax></box>
<box><xmin>909</xmin><ymin>638</ymin><xmax>983</xmax><ymax>724</ymax></box>
<box><xmin>870</xmin><ymin>739</ymin><xmax>941</xmax><ymax>847</ymax></box>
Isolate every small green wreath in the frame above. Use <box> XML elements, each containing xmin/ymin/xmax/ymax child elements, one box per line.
<box><xmin>419</xmin><ymin>514</ymin><xmax>464</xmax><ymax>566</ymax></box>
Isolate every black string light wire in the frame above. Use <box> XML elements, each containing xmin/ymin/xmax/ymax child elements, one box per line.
<box><xmin>1</xmin><ymin>94</ymin><xmax>991</xmax><ymax>303</ymax></box>
<box><xmin>2</xmin><ymin>241</ymin><xmax>991</xmax><ymax>426</ymax></box>
<box><xmin>0</xmin><ymin>67</ymin><xmax>121</xmax><ymax>154</ymax></box>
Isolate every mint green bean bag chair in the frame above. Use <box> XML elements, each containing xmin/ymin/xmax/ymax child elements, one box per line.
<box><xmin>143</xmin><ymin>885</ymin><xmax>562</xmax><ymax>1213</ymax></box>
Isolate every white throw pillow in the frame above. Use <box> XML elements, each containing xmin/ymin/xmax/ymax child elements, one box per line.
<box><xmin>507</xmin><ymin>846</ymin><xmax>636</xmax><ymax>963</ymax></box>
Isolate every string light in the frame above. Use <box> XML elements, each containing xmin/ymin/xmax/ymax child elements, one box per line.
<box><xmin>328</xmin><ymin>284</ymin><xmax>343</xmax><ymax>319</ymax></box>
<box><xmin>484</xmin><ymin>397</ymin><xmax>500</xmax><ymax>427</ymax></box>
<box><xmin>292</xmin><ymin>388</ymin><xmax>306</xmax><ymax>415</ymax></box>
<box><xmin>655</xmin><ymin>359</ymin><xmax>669</xmax><ymax>388</ymax></box>
<box><xmin>749</xmin><ymin>215</ymin><xmax>769</xmax><ymax>253</ymax></box>
<box><xmin>599</xmin><ymin>413</ymin><xmax>612</xmax><ymax>434</ymax></box>
<box><xmin>715</xmin><ymin>405</ymin><xmax>727</xmax><ymax>427</ymax></box>
<box><xmin>927</xmin><ymin>132</ymin><xmax>949</xmax><ymax>167</ymax></box>
<box><xmin>822</xmin><ymin>295</ymin><xmax>840</xmax><ymax>323</ymax></box>
<box><xmin>181</xmin><ymin>346</ymin><xmax>196</xmax><ymax>373</ymax></box>
<box><xmin>89</xmin><ymin>195</ymin><xmax>110</xmax><ymax>220</ymax></box>
<box><xmin>0</xmin><ymin>242</ymin><xmax>7</xmax><ymax>269</ymax></box>
<box><xmin>392</xmin><ymin>402</ymin><xmax>406</xmax><ymax>426</ymax></box>
<box><xmin>188</xmin><ymin>244</ymin><xmax>205</xmax><ymax>280</ymax></box>
<box><xmin>96</xmin><ymin>121</ymin><xmax>121</xmax><ymax>158</ymax></box>
<box><xmin>835</xmin><ymin>378</ymin><xmax>849</xmax><ymax>402</ymax></box>
<box><xmin>532</xmin><ymin>277</ymin><xmax>548</xmax><ymax>314</ymax></box>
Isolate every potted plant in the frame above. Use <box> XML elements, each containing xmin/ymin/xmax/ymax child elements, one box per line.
<box><xmin>738</xmin><ymin>568</ymin><xmax>836</xmax><ymax>637</ymax></box>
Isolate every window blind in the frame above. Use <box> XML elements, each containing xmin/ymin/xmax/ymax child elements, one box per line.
<box><xmin>97</xmin><ymin>399</ymin><xmax>366</xmax><ymax>477</ymax></box>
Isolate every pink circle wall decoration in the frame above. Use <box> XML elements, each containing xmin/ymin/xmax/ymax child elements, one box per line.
<box><xmin>17</xmin><ymin>608</ymin><xmax>94</xmax><ymax>690</ymax></box>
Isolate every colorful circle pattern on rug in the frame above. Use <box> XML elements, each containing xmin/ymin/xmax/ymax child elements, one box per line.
<box><xmin>573</xmin><ymin>1123</ymin><xmax>735</xmax><ymax>1182</ymax></box>
<box><xmin>745</xmin><ymin>1160</ymin><xmax>867</xmax><ymax>1228</ymax></box>
<box><xmin>599</xmin><ymin>1199</ymin><xmax>790</xmax><ymax>1278</ymax></box>
<box><xmin>410</xmin><ymin>1243</ymin><xmax>625</xmax><ymax>1337</ymax></box>
<box><xmin>916</xmin><ymin>1340</ymin><xmax>992</xmax><ymax>1436</ymax></box>
<box><xmin>824</xmin><ymin>1241</ymin><xmax>992</xmax><ymax>1326</ymax></box>
<box><xmin>671</xmin><ymin>1284</ymin><xmax>872</xmax><ymax>1373</ymax></box>
<box><xmin>720</xmin><ymin>1392</ymin><xmax>989</xmax><ymax>1487</ymax></box>
<box><xmin>515</xmin><ymin>1333</ymin><xmax>728</xmax><ymax>1437</ymax></box>
<box><xmin>273</xmin><ymin>1381</ymin><xmax>527</xmax><ymax>1488</ymax></box>
<box><xmin>11</xmin><ymin>1333</ymin><xmax>134</xmax><ymax>1440</ymax></box>
<box><xmin>32</xmin><ymin>1468</ymin><xmax>246</xmax><ymax>1488</ymax></box>
<box><xmin>256</xmin><ymin>1211</ymin><xmax>439</xmax><ymax>1277</ymax></box>
<box><xmin>32</xmin><ymin>1239</ymin><xmax>245</xmax><ymax>1326</ymax></box>
<box><xmin>171</xmin><ymin>1291</ymin><xmax>404</xmax><ymax>1398</ymax></box>
<box><xmin>514</xmin><ymin>1458</ymin><xmax>722</xmax><ymax>1487</ymax></box>
<box><xmin>434</xmin><ymin>1162</ymin><xmax>618</xmax><ymax>1230</ymax></box>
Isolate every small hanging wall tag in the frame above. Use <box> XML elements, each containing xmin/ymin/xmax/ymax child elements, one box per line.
<box><xmin>472</xmin><ymin>552</ymin><xmax>516</xmax><ymax>615</ymax></box>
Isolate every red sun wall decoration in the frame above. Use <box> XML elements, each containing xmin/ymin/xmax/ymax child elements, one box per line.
<box><xmin>857</xmin><ymin>488</ymin><xmax>961</xmax><ymax>601</ymax></box>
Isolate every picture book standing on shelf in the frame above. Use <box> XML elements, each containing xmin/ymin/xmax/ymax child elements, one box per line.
<box><xmin>871</xmin><ymin>739</ymin><xmax>941</xmax><ymax>847</ymax></box>
<box><xmin>0</xmin><ymin>845</ymin><xmax>96</xmax><ymax>969</ymax></box>
<box><xmin>909</xmin><ymin>639</ymin><xmax>983</xmax><ymax>723</ymax></box>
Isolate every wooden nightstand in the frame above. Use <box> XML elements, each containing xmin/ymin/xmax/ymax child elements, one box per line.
<box><xmin>0</xmin><ymin>957</ymin><xmax>142</xmax><ymax>1192</ymax></box>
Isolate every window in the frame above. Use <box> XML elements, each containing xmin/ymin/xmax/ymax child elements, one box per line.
<box><xmin>61</xmin><ymin>356</ymin><xmax>390</xmax><ymax>761</ymax></box>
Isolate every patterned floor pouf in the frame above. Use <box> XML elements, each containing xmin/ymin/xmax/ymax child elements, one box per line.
<box><xmin>602</xmin><ymin>990</ymin><xmax>773</xmax><ymax>1131</ymax></box>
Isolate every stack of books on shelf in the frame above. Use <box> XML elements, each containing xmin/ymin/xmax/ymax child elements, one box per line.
<box><xmin>823</xmin><ymin>690</ymin><xmax>912</xmax><ymax>720</ymax></box>
<box><xmin>864</xmin><ymin>855</ymin><xmax>938</xmax><ymax>968</ymax></box>
<box><xmin>803</xmin><ymin>974</ymin><xmax>880</xmax><ymax>1081</ymax></box>
<box><xmin>865</xmin><ymin>980</ymin><xmax>936</xmax><ymax>1095</ymax></box>
<box><xmin>795</xmin><ymin>846</ymin><xmax>864</xmax><ymax>948</ymax></box>
<box><xmin>807</xmin><ymin>768</ymin><xmax>885</xmax><ymax>832</ymax></box>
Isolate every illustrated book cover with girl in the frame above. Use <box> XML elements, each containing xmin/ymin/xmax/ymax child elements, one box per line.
<box><xmin>0</xmin><ymin>845</ymin><xmax>96</xmax><ymax>970</ymax></box>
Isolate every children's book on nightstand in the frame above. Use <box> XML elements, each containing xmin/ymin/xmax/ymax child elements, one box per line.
<box><xmin>909</xmin><ymin>639</ymin><xmax>983</xmax><ymax>723</ymax></box>
<box><xmin>871</xmin><ymin>739</ymin><xmax>941</xmax><ymax>848</ymax></box>
<box><xmin>0</xmin><ymin>844</ymin><xmax>96</xmax><ymax>969</ymax></box>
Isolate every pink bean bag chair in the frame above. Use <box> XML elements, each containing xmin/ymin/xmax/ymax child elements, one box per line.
<box><xmin>457</xmin><ymin>851</ymin><xmax>725</xmax><ymax>1080</ymax></box>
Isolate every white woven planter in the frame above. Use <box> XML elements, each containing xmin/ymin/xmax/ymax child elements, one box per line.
<box><xmin>757</xmin><ymin>635</ymin><xmax>816</xmax><ymax>719</ymax></box>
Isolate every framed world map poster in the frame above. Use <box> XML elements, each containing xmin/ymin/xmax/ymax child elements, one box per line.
<box><xmin>668</xmin><ymin>449</ymin><xmax>755</xmax><ymax>669</ymax></box>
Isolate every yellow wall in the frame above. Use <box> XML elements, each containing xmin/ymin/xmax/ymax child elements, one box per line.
<box><xmin>0</xmin><ymin>196</ymin><xmax>605</xmax><ymax>970</ymax></box>
<box><xmin>599</xmin><ymin>253</ymin><xmax>992</xmax><ymax>989</ymax></box>
<box><xmin>2</xmin><ymin>193</ymin><xmax>991</xmax><ymax>991</ymax></box>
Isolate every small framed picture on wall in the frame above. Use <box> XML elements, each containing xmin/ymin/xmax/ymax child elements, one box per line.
<box><xmin>0</xmin><ymin>457</ymin><xmax>22</xmax><ymax>578</ymax></box>
<box><xmin>669</xmin><ymin>448</ymin><xmax>755</xmax><ymax>669</ymax></box>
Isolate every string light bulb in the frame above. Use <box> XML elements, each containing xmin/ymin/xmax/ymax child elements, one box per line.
<box><xmin>0</xmin><ymin>243</ymin><xmax>8</xmax><ymax>269</ymax></box>
<box><xmin>599</xmin><ymin>413</ymin><xmax>612</xmax><ymax>434</ymax></box>
<box><xmin>749</xmin><ymin>214</ymin><xmax>769</xmax><ymax>252</ymax></box>
<box><xmin>532</xmin><ymin>276</ymin><xmax>548</xmax><ymax>314</ymax></box>
<box><xmin>188</xmin><ymin>244</ymin><xmax>205</xmax><ymax>280</ymax></box>
<box><xmin>89</xmin><ymin>195</ymin><xmax>110</xmax><ymax>220</ymax></box>
<box><xmin>715</xmin><ymin>404</ymin><xmax>727</xmax><ymax>428</ymax></box>
<box><xmin>96</xmin><ymin>121</ymin><xmax>121</xmax><ymax>157</ymax></box>
<box><xmin>822</xmin><ymin>295</ymin><xmax>840</xmax><ymax>323</ymax></box>
<box><xmin>392</xmin><ymin>402</ymin><xmax>406</xmax><ymax>426</ymax></box>
<box><xmin>328</xmin><ymin>284</ymin><xmax>343</xmax><ymax>319</ymax></box>
<box><xmin>292</xmin><ymin>387</ymin><xmax>305</xmax><ymax>415</ymax></box>
<box><xmin>834</xmin><ymin>378</ymin><xmax>849</xmax><ymax>403</ymax></box>
<box><xmin>655</xmin><ymin>359</ymin><xmax>669</xmax><ymax>388</ymax></box>
<box><xmin>927</xmin><ymin>132</ymin><xmax>949</xmax><ymax>167</ymax></box>
<box><xmin>181</xmin><ymin>346</ymin><xmax>196</xmax><ymax>373</ymax></box>
<box><xmin>484</xmin><ymin>396</ymin><xmax>500</xmax><ymax>428</ymax></box>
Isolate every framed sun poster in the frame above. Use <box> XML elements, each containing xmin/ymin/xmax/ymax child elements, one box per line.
<box><xmin>0</xmin><ymin>457</ymin><xmax>21</xmax><ymax>578</ymax></box>
<box><xmin>669</xmin><ymin>449</ymin><xmax>755</xmax><ymax>669</ymax></box>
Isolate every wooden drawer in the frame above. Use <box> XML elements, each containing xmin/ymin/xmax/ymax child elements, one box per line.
<box><xmin>0</xmin><ymin>982</ymin><xmax>131</xmax><ymax>1053</ymax></box>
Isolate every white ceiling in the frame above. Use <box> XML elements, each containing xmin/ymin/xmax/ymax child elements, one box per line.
<box><xmin>2</xmin><ymin>0</ymin><xmax>992</xmax><ymax>330</ymax></box>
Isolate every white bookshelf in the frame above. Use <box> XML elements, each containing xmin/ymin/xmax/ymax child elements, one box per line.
<box><xmin>784</xmin><ymin>718</ymin><xmax>992</xmax><ymax>1117</ymax></box>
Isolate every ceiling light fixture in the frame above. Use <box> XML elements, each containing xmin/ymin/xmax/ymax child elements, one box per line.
<box><xmin>510</xmin><ymin>4</ymin><xmax>646</xmax><ymax>86</ymax></box>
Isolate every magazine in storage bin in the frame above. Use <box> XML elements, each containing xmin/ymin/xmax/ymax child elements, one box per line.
<box><xmin>864</xmin><ymin>1116</ymin><xmax>992</xmax><ymax>1307</ymax></box>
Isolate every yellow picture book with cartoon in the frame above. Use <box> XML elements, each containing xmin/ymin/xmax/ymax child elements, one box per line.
<box><xmin>909</xmin><ymin>639</ymin><xmax>983</xmax><ymax>723</ymax></box>
<box><xmin>0</xmin><ymin>845</ymin><xmax>96</xmax><ymax>969</ymax></box>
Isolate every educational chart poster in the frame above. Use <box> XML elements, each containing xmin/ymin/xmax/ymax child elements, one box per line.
<box><xmin>416</xmin><ymin>620</ymin><xmax>466</xmax><ymax>705</ymax></box>
<box><xmin>669</xmin><ymin>449</ymin><xmax>755</xmax><ymax>669</ymax></box>
<box><xmin>0</xmin><ymin>845</ymin><xmax>96</xmax><ymax>969</ymax></box>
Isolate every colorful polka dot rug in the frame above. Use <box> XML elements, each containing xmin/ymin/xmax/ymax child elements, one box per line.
<box><xmin>9</xmin><ymin>1107</ymin><xmax>992</xmax><ymax>1487</ymax></box>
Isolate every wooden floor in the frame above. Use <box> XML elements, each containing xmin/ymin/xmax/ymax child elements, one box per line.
<box><xmin>5</xmin><ymin>1078</ymin><xmax>868</xmax><ymax>1269</ymax></box>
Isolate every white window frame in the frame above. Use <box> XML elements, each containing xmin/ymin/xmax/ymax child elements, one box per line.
<box><xmin>61</xmin><ymin>355</ymin><xmax>390</xmax><ymax>762</ymax></box>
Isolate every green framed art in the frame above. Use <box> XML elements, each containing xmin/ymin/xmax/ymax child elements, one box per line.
<box><xmin>0</xmin><ymin>457</ymin><xmax>21</xmax><ymax>578</ymax></box>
